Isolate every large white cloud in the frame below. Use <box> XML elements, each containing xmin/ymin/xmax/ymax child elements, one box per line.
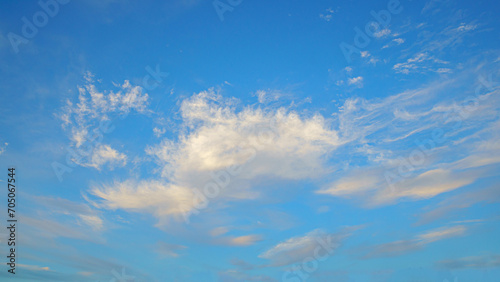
<box><xmin>89</xmin><ymin>66</ymin><xmax>500</xmax><ymax>225</ymax></box>
<box><xmin>92</xmin><ymin>89</ymin><xmax>342</xmax><ymax>223</ymax></box>
<box><xmin>149</xmin><ymin>89</ymin><xmax>340</xmax><ymax>180</ymax></box>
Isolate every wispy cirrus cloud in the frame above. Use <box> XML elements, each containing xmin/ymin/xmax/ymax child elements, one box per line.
<box><xmin>91</xmin><ymin>180</ymin><xmax>196</xmax><ymax>224</ymax></box>
<box><xmin>254</xmin><ymin>89</ymin><xmax>285</xmax><ymax>104</ymax></box>
<box><xmin>155</xmin><ymin>241</ymin><xmax>187</xmax><ymax>258</ymax></box>
<box><xmin>59</xmin><ymin>71</ymin><xmax>150</xmax><ymax>170</ymax></box>
<box><xmin>383</xmin><ymin>37</ymin><xmax>405</xmax><ymax>49</ymax></box>
<box><xmin>318</xmin><ymin>68</ymin><xmax>500</xmax><ymax>206</ymax></box>
<box><xmin>221</xmin><ymin>234</ymin><xmax>263</xmax><ymax>247</ymax></box>
<box><xmin>218</xmin><ymin>269</ymin><xmax>276</xmax><ymax>282</ymax></box>
<box><xmin>363</xmin><ymin>225</ymin><xmax>467</xmax><ymax>258</ymax></box>
<box><xmin>393</xmin><ymin>52</ymin><xmax>449</xmax><ymax>74</ymax></box>
<box><xmin>437</xmin><ymin>254</ymin><xmax>500</xmax><ymax>269</ymax></box>
<box><xmin>416</xmin><ymin>184</ymin><xmax>500</xmax><ymax>225</ymax></box>
<box><xmin>30</xmin><ymin>195</ymin><xmax>105</xmax><ymax>231</ymax></box>
<box><xmin>259</xmin><ymin>228</ymin><xmax>354</xmax><ymax>267</ymax></box>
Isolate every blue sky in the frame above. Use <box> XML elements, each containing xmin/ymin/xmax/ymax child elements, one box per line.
<box><xmin>0</xmin><ymin>0</ymin><xmax>500</xmax><ymax>281</ymax></box>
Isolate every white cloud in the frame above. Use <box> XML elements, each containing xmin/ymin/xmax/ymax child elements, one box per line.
<box><xmin>90</xmin><ymin>66</ymin><xmax>500</xmax><ymax>225</ymax></box>
<box><xmin>319</xmin><ymin>8</ymin><xmax>335</xmax><ymax>22</ymax></box>
<box><xmin>374</xmin><ymin>28</ymin><xmax>391</xmax><ymax>38</ymax></box>
<box><xmin>364</xmin><ymin>225</ymin><xmax>466</xmax><ymax>258</ymax></box>
<box><xmin>408</xmin><ymin>21</ymin><xmax>480</xmax><ymax>59</ymax></box>
<box><xmin>384</xmin><ymin>38</ymin><xmax>405</xmax><ymax>48</ymax></box>
<box><xmin>393</xmin><ymin>38</ymin><xmax>405</xmax><ymax>44</ymax></box>
<box><xmin>153</xmin><ymin>127</ymin><xmax>166</xmax><ymax>138</ymax></box>
<box><xmin>259</xmin><ymin>229</ymin><xmax>351</xmax><ymax>266</ymax></box>
<box><xmin>155</xmin><ymin>241</ymin><xmax>187</xmax><ymax>257</ymax></box>
<box><xmin>348</xmin><ymin>76</ymin><xmax>364</xmax><ymax>87</ymax></box>
<box><xmin>18</xmin><ymin>264</ymin><xmax>50</xmax><ymax>272</ymax></box>
<box><xmin>319</xmin><ymin>169</ymin><xmax>381</xmax><ymax>196</ymax></box>
<box><xmin>218</xmin><ymin>269</ymin><xmax>275</xmax><ymax>281</ymax></box>
<box><xmin>32</xmin><ymin>196</ymin><xmax>105</xmax><ymax>232</ymax></box>
<box><xmin>393</xmin><ymin>53</ymin><xmax>428</xmax><ymax>74</ymax></box>
<box><xmin>437</xmin><ymin>254</ymin><xmax>500</xmax><ymax>269</ymax></box>
<box><xmin>91</xmin><ymin>180</ymin><xmax>196</xmax><ymax>225</ymax></box>
<box><xmin>22</xmin><ymin>216</ymin><xmax>102</xmax><ymax>243</ymax></box>
<box><xmin>358</xmin><ymin>51</ymin><xmax>378</xmax><ymax>65</ymax></box>
<box><xmin>78</xmin><ymin>214</ymin><xmax>104</xmax><ymax>231</ymax></box>
<box><xmin>92</xmin><ymin>89</ymin><xmax>342</xmax><ymax>224</ymax></box>
<box><xmin>225</xmin><ymin>235</ymin><xmax>262</xmax><ymax>246</ymax></box>
<box><xmin>436</xmin><ymin>68</ymin><xmax>452</xmax><ymax>73</ymax></box>
<box><xmin>368</xmin><ymin>57</ymin><xmax>379</xmax><ymax>65</ymax></box>
<box><xmin>318</xmin><ymin>167</ymin><xmax>478</xmax><ymax>206</ymax></box>
<box><xmin>317</xmin><ymin>206</ymin><xmax>330</xmax><ymax>213</ymax></box>
<box><xmin>0</xmin><ymin>142</ymin><xmax>7</xmax><ymax>155</ymax></box>
<box><xmin>210</xmin><ymin>227</ymin><xmax>229</xmax><ymax>237</ymax></box>
<box><xmin>255</xmin><ymin>89</ymin><xmax>282</xmax><ymax>104</ymax></box>
<box><xmin>80</xmin><ymin>144</ymin><xmax>127</xmax><ymax>170</ymax></box>
<box><xmin>417</xmin><ymin>225</ymin><xmax>466</xmax><ymax>243</ymax></box>
<box><xmin>148</xmin><ymin>89</ymin><xmax>340</xmax><ymax>179</ymax></box>
<box><xmin>317</xmin><ymin>72</ymin><xmax>500</xmax><ymax>205</ymax></box>
<box><xmin>455</xmin><ymin>23</ymin><xmax>477</xmax><ymax>32</ymax></box>
<box><xmin>380</xmin><ymin>169</ymin><xmax>476</xmax><ymax>205</ymax></box>
<box><xmin>62</xmin><ymin>72</ymin><xmax>150</xmax><ymax>130</ymax></box>
<box><xmin>393</xmin><ymin>53</ymin><xmax>450</xmax><ymax>74</ymax></box>
<box><xmin>59</xmin><ymin>72</ymin><xmax>150</xmax><ymax>170</ymax></box>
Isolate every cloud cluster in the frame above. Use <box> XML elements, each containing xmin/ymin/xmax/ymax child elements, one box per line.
<box><xmin>318</xmin><ymin>72</ymin><xmax>500</xmax><ymax>206</ymax></box>
<box><xmin>319</xmin><ymin>8</ymin><xmax>335</xmax><ymax>22</ymax></box>
<box><xmin>393</xmin><ymin>52</ymin><xmax>450</xmax><ymax>74</ymax></box>
<box><xmin>60</xmin><ymin>72</ymin><xmax>150</xmax><ymax>170</ymax></box>
<box><xmin>390</xmin><ymin>20</ymin><xmax>481</xmax><ymax>75</ymax></box>
<box><xmin>92</xmin><ymin>89</ymin><xmax>342</xmax><ymax>225</ymax></box>
<box><xmin>88</xmin><ymin>66</ymin><xmax>500</xmax><ymax>226</ymax></box>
